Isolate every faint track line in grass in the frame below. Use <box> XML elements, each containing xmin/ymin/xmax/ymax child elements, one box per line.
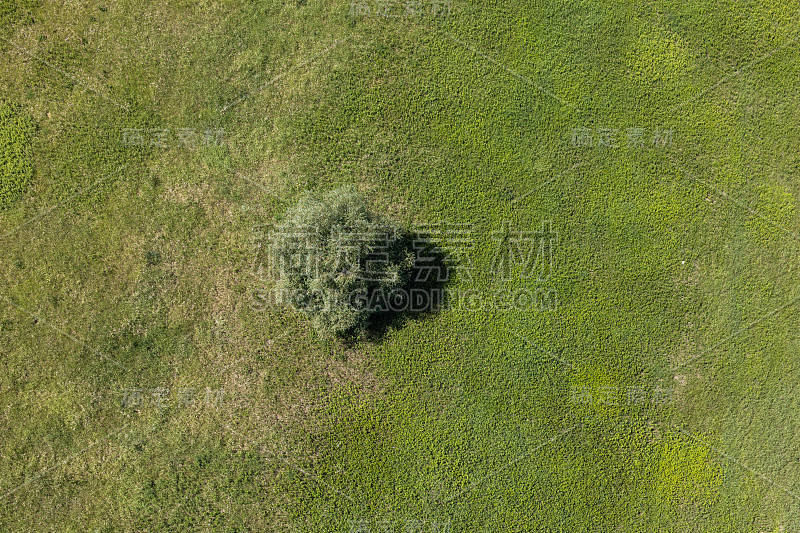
<box><xmin>261</xmin><ymin>446</ymin><xmax>356</xmax><ymax>503</ymax></box>
<box><xmin>0</xmin><ymin>423</ymin><xmax>131</xmax><ymax>500</ymax></box>
<box><xmin>506</xmin><ymin>327</ymin><xmax>573</xmax><ymax>369</ymax></box>
<box><xmin>225</xmin><ymin>426</ymin><xmax>355</xmax><ymax>504</ymax></box>
<box><xmin>663</xmin><ymin>160</ymin><xmax>800</xmax><ymax>373</ymax></box>
<box><xmin>667</xmin><ymin>159</ymin><xmax>800</xmax><ymax>244</ymax></box>
<box><xmin>511</xmin><ymin>161</ymin><xmax>585</xmax><ymax>206</ymax></box>
<box><xmin>0</xmin><ymin>165</ymin><xmax>125</xmax><ymax>241</ymax></box>
<box><xmin>440</xmin><ymin>424</ymin><xmax>580</xmax><ymax>504</ymax></box>
<box><xmin>670</xmin><ymin>293</ymin><xmax>800</xmax><ymax>374</ymax></box>
<box><xmin>0</xmin><ymin>36</ymin><xmax>130</xmax><ymax>111</ymax></box>
<box><xmin>674</xmin><ymin>424</ymin><xmax>800</xmax><ymax>504</ymax></box>
<box><xmin>669</xmin><ymin>31</ymin><xmax>800</xmax><ymax>113</ymax></box>
<box><xmin>234</xmin><ymin>171</ymin><xmax>292</xmax><ymax>205</ymax></box>
<box><xmin>220</xmin><ymin>36</ymin><xmax>354</xmax><ymax>114</ymax></box>
<box><xmin>437</xmin><ymin>30</ymin><xmax>579</xmax><ymax>111</ymax></box>
<box><xmin>0</xmin><ymin>294</ymin><xmax>127</xmax><ymax>370</ymax></box>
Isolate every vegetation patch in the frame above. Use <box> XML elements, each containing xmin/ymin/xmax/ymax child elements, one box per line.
<box><xmin>0</xmin><ymin>102</ymin><xmax>36</xmax><ymax>208</ymax></box>
<box><xmin>269</xmin><ymin>185</ymin><xmax>414</xmax><ymax>339</ymax></box>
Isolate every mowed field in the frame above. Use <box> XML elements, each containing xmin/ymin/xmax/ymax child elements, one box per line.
<box><xmin>2</xmin><ymin>0</ymin><xmax>800</xmax><ymax>531</ymax></box>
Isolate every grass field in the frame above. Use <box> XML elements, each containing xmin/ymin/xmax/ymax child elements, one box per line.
<box><xmin>2</xmin><ymin>0</ymin><xmax>800</xmax><ymax>531</ymax></box>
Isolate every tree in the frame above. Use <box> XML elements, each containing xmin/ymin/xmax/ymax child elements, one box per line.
<box><xmin>269</xmin><ymin>185</ymin><xmax>414</xmax><ymax>338</ymax></box>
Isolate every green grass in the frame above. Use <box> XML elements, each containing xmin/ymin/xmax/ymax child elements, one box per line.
<box><xmin>1</xmin><ymin>0</ymin><xmax>800</xmax><ymax>531</ymax></box>
<box><xmin>0</xmin><ymin>101</ymin><xmax>36</xmax><ymax>208</ymax></box>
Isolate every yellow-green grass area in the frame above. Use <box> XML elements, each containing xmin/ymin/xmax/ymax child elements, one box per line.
<box><xmin>1</xmin><ymin>0</ymin><xmax>799</xmax><ymax>531</ymax></box>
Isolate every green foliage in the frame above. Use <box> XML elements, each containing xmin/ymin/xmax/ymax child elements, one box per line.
<box><xmin>270</xmin><ymin>185</ymin><xmax>414</xmax><ymax>338</ymax></box>
<box><xmin>1</xmin><ymin>0</ymin><xmax>799</xmax><ymax>530</ymax></box>
<box><xmin>0</xmin><ymin>102</ymin><xmax>36</xmax><ymax>209</ymax></box>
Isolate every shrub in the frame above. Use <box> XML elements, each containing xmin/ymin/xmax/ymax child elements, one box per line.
<box><xmin>0</xmin><ymin>102</ymin><xmax>36</xmax><ymax>209</ymax></box>
<box><xmin>269</xmin><ymin>185</ymin><xmax>414</xmax><ymax>338</ymax></box>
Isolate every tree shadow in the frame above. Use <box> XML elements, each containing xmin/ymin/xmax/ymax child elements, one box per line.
<box><xmin>339</xmin><ymin>229</ymin><xmax>455</xmax><ymax>346</ymax></box>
